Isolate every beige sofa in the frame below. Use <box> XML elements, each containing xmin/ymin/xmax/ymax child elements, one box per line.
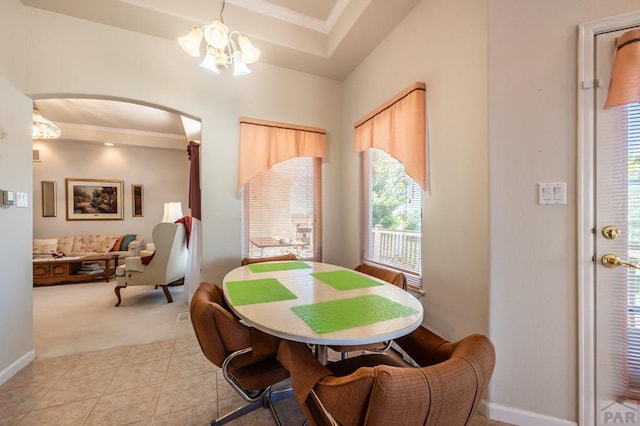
<box><xmin>33</xmin><ymin>234</ymin><xmax>154</xmax><ymax>264</ymax></box>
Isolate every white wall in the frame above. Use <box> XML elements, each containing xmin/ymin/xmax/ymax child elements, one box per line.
<box><xmin>32</xmin><ymin>140</ymin><xmax>189</xmax><ymax>243</ymax></box>
<box><xmin>0</xmin><ymin>0</ymin><xmax>34</xmax><ymax>385</ymax></box>
<box><xmin>488</xmin><ymin>0</ymin><xmax>640</xmax><ymax>422</ymax></box>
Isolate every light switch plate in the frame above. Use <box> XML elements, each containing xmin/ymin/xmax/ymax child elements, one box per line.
<box><xmin>16</xmin><ymin>192</ymin><xmax>28</xmax><ymax>208</ymax></box>
<box><xmin>538</xmin><ymin>182</ymin><xmax>566</xmax><ymax>205</ymax></box>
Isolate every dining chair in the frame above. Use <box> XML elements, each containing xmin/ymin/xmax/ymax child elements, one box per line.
<box><xmin>330</xmin><ymin>263</ymin><xmax>408</xmax><ymax>359</ymax></box>
<box><xmin>278</xmin><ymin>326</ymin><xmax>496</xmax><ymax>426</ymax></box>
<box><xmin>190</xmin><ymin>281</ymin><xmax>293</xmax><ymax>425</ymax></box>
<box><xmin>240</xmin><ymin>253</ymin><xmax>298</xmax><ymax>265</ymax></box>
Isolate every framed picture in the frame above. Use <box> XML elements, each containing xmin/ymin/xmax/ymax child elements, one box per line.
<box><xmin>132</xmin><ymin>184</ymin><xmax>143</xmax><ymax>217</ymax></box>
<box><xmin>42</xmin><ymin>181</ymin><xmax>56</xmax><ymax>217</ymax></box>
<box><xmin>65</xmin><ymin>178</ymin><xmax>124</xmax><ymax>220</ymax></box>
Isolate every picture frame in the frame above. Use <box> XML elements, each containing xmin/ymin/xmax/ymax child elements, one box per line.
<box><xmin>132</xmin><ymin>184</ymin><xmax>144</xmax><ymax>217</ymax></box>
<box><xmin>42</xmin><ymin>181</ymin><xmax>56</xmax><ymax>217</ymax></box>
<box><xmin>65</xmin><ymin>178</ymin><xmax>124</xmax><ymax>220</ymax></box>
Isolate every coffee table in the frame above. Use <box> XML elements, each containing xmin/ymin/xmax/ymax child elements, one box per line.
<box><xmin>33</xmin><ymin>254</ymin><xmax>119</xmax><ymax>286</ymax></box>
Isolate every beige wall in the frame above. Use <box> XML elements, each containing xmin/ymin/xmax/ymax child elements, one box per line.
<box><xmin>489</xmin><ymin>0</ymin><xmax>640</xmax><ymax>421</ymax></box>
<box><xmin>21</xmin><ymin>7</ymin><xmax>344</xmax><ymax>284</ymax></box>
<box><xmin>0</xmin><ymin>0</ymin><xmax>33</xmax><ymax>384</ymax></box>
<box><xmin>343</xmin><ymin>0</ymin><xmax>490</xmax><ymax>340</ymax></box>
<box><xmin>32</xmin><ymin>140</ymin><xmax>189</xmax><ymax>243</ymax></box>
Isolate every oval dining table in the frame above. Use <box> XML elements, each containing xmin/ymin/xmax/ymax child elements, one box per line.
<box><xmin>222</xmin><ymin>260</ymin><xmax>424</xmax><ymax>363</ymax></box>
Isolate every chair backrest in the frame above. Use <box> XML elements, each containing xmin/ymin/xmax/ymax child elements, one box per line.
<box><xmin>354</xmin><ymin>263</ymin><xmax>407</xmax><ymax>291</ymax></box>
<box><xmin>240</xmin><ymin>253</ymin><xmax>298</xmax><ymax>265</ymax></box>
<box><xmin>283</xmin><ymin>328</ymin><xmax>495</xmax><ymax>426</ymax></box>
<box><xmin>190</xmin><ymin>282</ymin><xmax>250</xmax><ymax>368</ymax></box>
<box><xmin>190</xmin><ymin>282</ymin><xmax>285</xmax><ymax>378</ymax></box>
<box><xmin>143</xmin><ymin>222</ymin><xmax>188</xmax><ymax>283</ymax></box>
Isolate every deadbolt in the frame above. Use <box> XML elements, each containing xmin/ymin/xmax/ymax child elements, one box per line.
<box><xmin>602</xmin><ymin>225</ymin><xmax>621</xmax><ymax>240</ymax></box>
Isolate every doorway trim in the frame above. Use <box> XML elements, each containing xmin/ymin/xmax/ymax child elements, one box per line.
<box><xmin>578</xmin><ymin>11</ymin><xmax>640</xmax><ymax>426</ymax></box>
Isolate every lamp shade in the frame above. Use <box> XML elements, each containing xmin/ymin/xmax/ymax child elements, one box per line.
<box><xmin>178</xmin><ymin>27</ymin><xmax>204</xmax><ymax>57</ymax></box>
<box><xmin>162</xmin><ymin>202</ymin><xmax>184</xmax><ymax>223</ymax></box>
<box><xmin>604</xmin><ymin>29</ymin><xmax>640</xmax><ymax>109</ymax></box>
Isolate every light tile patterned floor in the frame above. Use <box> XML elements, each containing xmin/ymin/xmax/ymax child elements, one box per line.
<box><xmin>0</xmin><ymin>337</ymin><xmax>304</xmax><ymax>426</ymax></box>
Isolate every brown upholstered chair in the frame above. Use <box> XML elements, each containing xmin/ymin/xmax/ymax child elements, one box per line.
<box><xmin>240</xmin><ymin>253</ymin><xmax>298</xmax><ymax>265</ymax></box>
<box><xmin>190</xmin><ymin>282</ymin><xmax>293</xmax><ymax>425</ymax></box>
<box><xmin>331</xmin><ymin>263</ymin><xmax>408</xmax><ymax>358</ymax></box>
<box><xmin>278</xmin><ymin>326</ymin><xmax>495</xmax><ymax>426</ymax></box>
<box><xmin>354</xmin><ymin>263</ymin><xmax>407</xmax><ymax>291</ymax></box>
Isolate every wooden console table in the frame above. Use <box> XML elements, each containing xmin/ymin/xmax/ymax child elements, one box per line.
<box><xmin>33</xmin><ymin>254</ymin><xmax>119</xmax><ymax>286</ymax></box>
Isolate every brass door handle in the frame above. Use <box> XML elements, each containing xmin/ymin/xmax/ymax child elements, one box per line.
<box><xmin>601</xmin><ymin>254</ymin><xmax>640</xmax><ymax>270</ymax></box>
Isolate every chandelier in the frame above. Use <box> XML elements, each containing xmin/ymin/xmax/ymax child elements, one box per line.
<box><xmin>178</xmin><ymin>0</ymin><xmax>261</xmax><ymax>75</ymax></box>
<box><xmin>32</xmin><ymin>104</ymin><xmax>61</xmax><ymax>140</ymax></box>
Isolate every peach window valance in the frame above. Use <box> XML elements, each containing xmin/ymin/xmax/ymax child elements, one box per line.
<box><xmin>354</xmin><ymin>82</ymin><xmax>427</xmax><ymax>190</ymax></box>
<box><xmin>238</xmin><ymin>117</ymin><xmax>327</xmax><ymax>189</ymax></box>
<box><xmin>605</xmin><ymin>28</ymin><xmax>640</xmax><ymax>109</ymax></box>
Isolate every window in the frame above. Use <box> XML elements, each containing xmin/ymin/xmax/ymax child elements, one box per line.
<box><xmin>243</xmin><ymin>156</ymin><xmax>321</xmax><ymax>261</ymax></box>
<box><xmin>362</xmin><ymin>148</ymin><xmax>422</xmax><ymax>288</ymax></box>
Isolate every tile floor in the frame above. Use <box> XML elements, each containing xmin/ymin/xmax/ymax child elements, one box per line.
<box><xmin>0</xmin><ymin>336</ymin><xmax>304</xmax><ymax>425</ymax></box>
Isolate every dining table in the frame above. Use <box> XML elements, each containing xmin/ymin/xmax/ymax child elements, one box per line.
<box><xmin>222</xmin><ymin>260</ymin><xmax>424</xmax><ymax>363</ymax></box>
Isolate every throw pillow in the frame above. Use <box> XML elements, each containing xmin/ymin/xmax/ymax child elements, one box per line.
<box><xmin>111</xmin><ymin>236</ymin><xmax>124</xmax><ymax>251</ymax></box>
<box><xmin>120</xmin><ymin>234</ymin><xmax>137</xmax><ymax>251</ymax></box>
<box><xmin>97</xmin><ymin>237</ymin><xmax>118</xmax><ymax>253</ymax></box>
<box><xmin>141</xmin><ymin>253</ymin><xmax>155</xmax><ymax>265</ymax></box>
<box><xmin>33</xmin><ymin>238</ymin><xmax>59</xmax><ymax>255</ymax></box>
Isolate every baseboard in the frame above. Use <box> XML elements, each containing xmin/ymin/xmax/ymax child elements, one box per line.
<box><xmin>0</xmin><ymin>350</ymin><xmax>36</xmax><ymax>386</ymax></box>
<box><xmin>480</xmin><ymin>401</ymin><xmax>578</xmax><ymax>426</ymax></box>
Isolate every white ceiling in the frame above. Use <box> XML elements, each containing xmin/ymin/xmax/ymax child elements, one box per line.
<box><xmin>25</xmin><ymin>0</ymin><xmax>421</xmax><ymax>148</ymax></box>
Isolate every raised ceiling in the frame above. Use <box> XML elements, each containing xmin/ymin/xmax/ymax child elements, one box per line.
<box><xmin>25</xmin><ymin>0</ymin><xmax>421</xmax><ymax>149</ymax></box>
<box><xmin>21</xmin><ymin>0</ymin><xmax>421</xmax><ymax>81</ymax></box>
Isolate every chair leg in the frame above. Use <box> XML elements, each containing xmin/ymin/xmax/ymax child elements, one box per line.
<box><xmin>213</xmin><ymin>398</ymin><xmax>264</xmax><ymax>425</ymax></box>
<box><xmin>160</xmin><ymin>285</ymin><xmax>173</xmax><ymax>303</ymax></box>
<box><xmin>114</xmin><ymin>285</ymin><xmax>125</xmax><ymax>307</ymax></box>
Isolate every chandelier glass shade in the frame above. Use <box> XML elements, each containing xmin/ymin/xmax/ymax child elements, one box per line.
<box><xmin>32</xmin><ymin>104</ymin><xmax>61</xmax><ymax>140</ymax></box>
<box><xmin>178</xmin><ymin>1</ymin><xmax>260</xmax><ymax>75</ymax></box>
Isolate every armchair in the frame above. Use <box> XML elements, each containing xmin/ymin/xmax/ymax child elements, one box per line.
<box><xmin>114</xmin><ymin>222</ymin><xmax>187</xmax><ymax>306</ymax></box>
<box><xmin>278</xmin><ymin>326</ymin><xmax>495</xmax><ymax>426</ymax></box>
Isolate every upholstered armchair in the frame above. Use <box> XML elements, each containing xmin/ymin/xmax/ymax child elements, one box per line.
<box><xmin>114</xmin><ymin>222</ymin><xmax>187</xmax><ymax>306</ymax></box>
<box><xmin>278</xmin><ymin>326</ymin><xmax>496</xmax><ymax>426</ymax></box>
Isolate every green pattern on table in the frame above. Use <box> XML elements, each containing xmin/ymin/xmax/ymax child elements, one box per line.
<box><xmin>310</xmin><ymin>270</ymin><xmax>383</xmax><ymax>290</ymax></box>
<box><xmin>226</xmin><ymin>278</ymin><xmax>297</xmax><ymax>306</ymax></box>
<box><xmin>248</xmin><ymin>261</ymin><xmax>312</xmax><ymax>273</ymax></box>
<box><xmin>291</xmin><ymin>294</ymin><xmax>419</xmax><ymax>334</ymax></box>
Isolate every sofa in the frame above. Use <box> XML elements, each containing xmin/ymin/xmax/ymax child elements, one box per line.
<box><xmin>33</xmin><ymin>233</ymin><xmax>155</xmax><ymax>264</ymax></box>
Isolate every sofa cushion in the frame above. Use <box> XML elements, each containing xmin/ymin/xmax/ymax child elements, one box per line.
<box><xmin>33</xmin><ymin>238</ymin><xmax>59</xmax><ymax>255</ymax></box>
<box><xmin>58</xmin><ymin>236</ymin><xmax>75</xmax><ymax>254</ymax></box>
<box><xmin>72</xmin><ymin>234</ymin><xmax>108</xmax><ymax>253</ymax></box>
<box><xmin>121</xmin><ymin>234</ymin><xmax>137</xmax><ymax>250</ymax></box>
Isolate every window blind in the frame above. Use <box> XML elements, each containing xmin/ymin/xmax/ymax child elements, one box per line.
<box><xmin>243</xmin><ymin>156</ymin><xmax>322</xmax><ymax>261</ymax></box>
<box><xmin>627</xmin><ymin>102</ymin><xmax>640</xmax><ymax>397</ymax></box>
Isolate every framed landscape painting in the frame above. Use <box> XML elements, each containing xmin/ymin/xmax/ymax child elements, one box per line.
<box><xmin>65</xmin><ymin>178</ymin><xmax>124</xmax><ymax>220</ymax></box>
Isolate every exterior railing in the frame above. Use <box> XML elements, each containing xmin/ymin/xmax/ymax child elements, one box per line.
<box><xmin>370</xmin><ymin>225</ymin><xmax>421</xmax><ymax>273</ymax></box>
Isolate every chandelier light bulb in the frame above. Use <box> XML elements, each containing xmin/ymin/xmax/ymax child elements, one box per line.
<box><xmin>203</xmin><ymin>20</ymin><xmax>229</xmax><ymax>50</ymax></box>
<box><xmin>178</xmin><ymin>27</ymin><xmax>203</xmax><ymax>57</ymax></box>
<box><xmin>238</xmin><ymin>35</ymin><xmax>260</xmax><ymax>64</ymax></box>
